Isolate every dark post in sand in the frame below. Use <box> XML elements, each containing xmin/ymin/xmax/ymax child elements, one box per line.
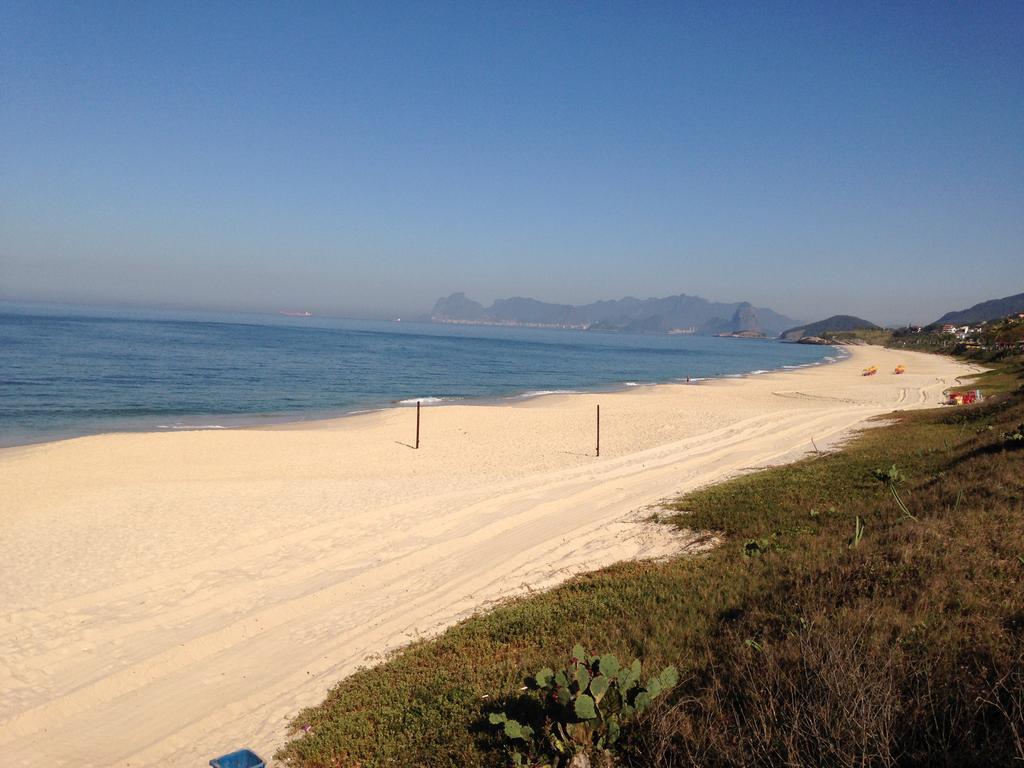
<box><xmin>415</xmin><ymin>400</ymin><xmax>421</xmax><ymax>449</ymax></box>
<box><xmin>596</xmin><ymin>403</ymin><xmax>600</xmax><ymax>457</ymax></box>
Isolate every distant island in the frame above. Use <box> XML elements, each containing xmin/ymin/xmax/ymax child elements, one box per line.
<box><xmin>429</xmin><ymin>292</ymin><xmax>799</xmax><ymax>337</ymax></box>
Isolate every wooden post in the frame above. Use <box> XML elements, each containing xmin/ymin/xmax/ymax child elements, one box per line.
<box><xmin>596</xmin><ymin>403</ymin><xmax>600</xmax><ymax>457</ymax></box>
<box><xmin>415</xmin><ymin>400</ymin><xmax>421</xmax><ymax>449</ymax></box>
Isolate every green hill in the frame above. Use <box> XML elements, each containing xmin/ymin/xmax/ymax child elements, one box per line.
<box><xmin>780</xmin><ymin>314</ymin><xmax>880</xmax><ymax>340</ymax></box>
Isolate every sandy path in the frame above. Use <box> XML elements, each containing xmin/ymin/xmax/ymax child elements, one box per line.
<box><xmin>0</xmin><ymin>346</ymin><xmax>976</xmax><ymax>766</ymax></box>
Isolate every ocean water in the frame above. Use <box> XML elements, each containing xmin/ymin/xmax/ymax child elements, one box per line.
<box><xmin>0</xmin><ymin>302</ymin><xmax>838</xmax><ymax>448</ymax></box>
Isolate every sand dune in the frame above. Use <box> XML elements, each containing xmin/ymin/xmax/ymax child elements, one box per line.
<box><xmin>0</xmin><ymin>346</ymin><xmax>977</xmax><ymax>767</ymax></box>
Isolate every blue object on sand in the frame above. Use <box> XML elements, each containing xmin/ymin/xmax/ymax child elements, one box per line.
<box><xmin>209</xmin><ymin>748</ymin><xmax>265</xmax><ymax>768</ymax></box>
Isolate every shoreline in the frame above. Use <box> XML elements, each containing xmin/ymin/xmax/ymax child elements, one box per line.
<box><xmin>265</xmin><ymin>344</ymin><xmax>849</xmax><ymax>433</ymax></box>
<box><xmin>0</xmin><ymin>345</ymin><xmax>977</xmax><ymax>767</ymax></box>
<box><xmin>0</xmin><ymin>344</ymin><xmax>848</xmax><ymax>453</ymax></box>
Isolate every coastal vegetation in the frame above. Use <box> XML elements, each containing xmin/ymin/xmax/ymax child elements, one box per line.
<box><xmin>278</xmin><ymin>354</ymin><xmax>1024</xmax><ymax>767</ymax></box>
<box><xmin>887</xmin><ymin>316</ymin><xmax>1024</xmax><ymax>359</ymax></box>
<box><xmin>802</xmin><ymin>311</ymin><xmax>1024</xmax><ymax>361</ymax></box>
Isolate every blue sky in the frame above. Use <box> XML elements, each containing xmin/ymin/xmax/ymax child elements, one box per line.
<box><xmin>1</xmin><ymin>1</ymin><xmax>1021</xmax><ymax>325</ymax></box>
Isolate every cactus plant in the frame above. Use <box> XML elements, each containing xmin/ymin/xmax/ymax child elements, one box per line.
<box><xmin>487</xmin><ymin>646</ymin><xmax>678</xmax><ymax>767</ymax></box>
<box><xmin>850</xmin><ymin>515</ymin><xmax>865</xmax><ymax>548</ymax></box>
<box><xmin>871</xmin><ymin>463</ymin><xmax>917</xmax><ymax>519</ymax></box>
<box><xmin>1001</xmin><ymin>423</ymin><xmax>1024</xmax><ymax>446</ymax></box>
<box><xmin>872</xmin><ymin>464</ymin><xmax>905</xmax><ymax>484</ymax></box>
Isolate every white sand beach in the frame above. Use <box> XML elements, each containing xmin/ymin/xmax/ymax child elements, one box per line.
<box><xmin>0</xmin><ymin>346</ymin><xmax>977</xmax><ymax>767</ymax></box>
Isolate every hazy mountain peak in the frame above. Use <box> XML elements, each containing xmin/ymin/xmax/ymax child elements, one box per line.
<box><xmin>935</xmin><ymin>292</ymin><xmax>1024</xmax><ymax>326</ymax></box>
<box><xmin>431</xmin><ymin>292</ymin><xmax>487</xmax><ymax>321</ymax></box>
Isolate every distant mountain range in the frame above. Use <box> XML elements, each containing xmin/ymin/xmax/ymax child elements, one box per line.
<box><xmin>934</xmin><ymin>292</ymin><xmax>1024</xmax><ymax>326</ymax></box>
<box><xmin>429</xmin><ymin>293</ymin><xmax>799</xmax><ymax>337</ymax></box>
<box><xmin>780</xmin><ymin>315</ymin><xmax>880</xmax><ymax>340</ymax></box>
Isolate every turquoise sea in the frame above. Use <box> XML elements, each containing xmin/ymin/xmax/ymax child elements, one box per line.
<box><xmin>0</xmin><ymin>302</ymin><xmax>839</xmax><ymax>448</ymax></box>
